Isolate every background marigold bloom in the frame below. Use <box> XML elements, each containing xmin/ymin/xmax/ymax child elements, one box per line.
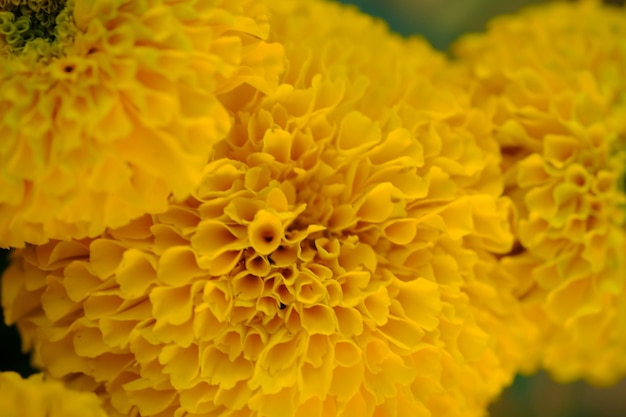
<box><xmin>0</xmin><ymin>0</ymin><xmax>284</xmax><ymax>248</ymax></box>
<box><xmin>454</xmin><ymin>0</ymin><xmax>626</xmax><ymax>384</ymax></box>
<box><xmin>3</xmin><ymin>1</ymin><xmax>526</xmax><ymax>416</ymax></box>
<box><xmin>0</xmin><ymin>371</ymin><xmax>108</xmax><ymax>417</ymax></box>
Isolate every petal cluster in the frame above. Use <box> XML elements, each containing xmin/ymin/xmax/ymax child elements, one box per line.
<box><xmin>0</xmin><ymin>0</ymin><xmax>284</xmax><ymax>248</ymax></box>
<box><xmin>454</xmin><ymin>0</ymin><xmax>626</xmax><ymax>383</ymax></box>
<box><xmin>2</xmin><ymin>1</ymin><xmax>523</xmax><ymax>417</ymax></box>
<box><xmin>0</xmin><ymin>371</ymin><xmax>108</xmax><ymax>417</ymax></box>
<box><xmin>4</xmin><ymin>0</ymin><xmax>626</xmax><ymax>415</ymax></box>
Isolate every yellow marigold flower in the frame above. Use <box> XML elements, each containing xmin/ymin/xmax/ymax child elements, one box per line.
<box><xmin>455</xmin><ymin>0</ymin><xmax>626</xmax><ymax>384</ymax></box>
<box><xmin>0</xmin><ymin>371</ymin><xmax>108</xmax><ymax>417</ymax></box>
<box><xmin>0</xmin><ymin>0</ymin><xmax>284</xmax><ymax>248</ymax></box>
<box><xmin>3</xmin><ymin>1</ymin><xmax>521</xmax><ymax>416</ymax></box>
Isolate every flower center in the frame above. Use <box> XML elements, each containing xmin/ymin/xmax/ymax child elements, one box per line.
<box><xmin>0</xmin><ymin>0</ymin><xmax>70</xmax><ymax>56</ymax></box>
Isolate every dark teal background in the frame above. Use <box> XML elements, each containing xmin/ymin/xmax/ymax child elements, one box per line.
<box><xmin>0</xmin><ymin>248</ymin><xmax>35</xmax><ymax>377</ymax></box>
<box><xmin>337</xmin><ymin>0</ymin><xmax>544</xmax><ymax>50</ymax></box>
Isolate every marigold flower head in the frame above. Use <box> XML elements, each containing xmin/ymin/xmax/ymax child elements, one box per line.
<box><xmin>0</xmin><ymin>0</ymin><xmax>284</xmax><ymax>248</ymax></box>
<box><xmin>0</xmin><ymin>371</ymin><xmax>108</xmax><ymax>417</ymax></box>
<box><xmin>4</xmin><ymin>1</ymin><xmax>524</xmax><ymax>416</ymax></box>
<box><xmin>455</xmin><ymin>0</ymin><xmax>626</xmax><ymax>383</ymax></box>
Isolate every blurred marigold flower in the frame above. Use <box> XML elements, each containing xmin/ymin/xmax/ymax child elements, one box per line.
<box><xmin>454</xmin><ymin>0</ymin><xmax>626</xmax><ymax>384</ymax></box>
<box><xmin>0</xmin><ymin>371</ymin><xmax>108</xmax><ymax>417</ymax></box>
<box><xmin>0</xmin><ymin>0</ymin><xmax>284</xmax><ymax>248</ymax></box>
<box><xmin>3</xmin><ymin>1</ymin><xmax>528</xmax><ymax>417</ymax></box>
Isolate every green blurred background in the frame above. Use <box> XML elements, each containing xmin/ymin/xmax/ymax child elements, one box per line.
<box><xmin>337</xmin><ymin>0</ymin><xmax>625</xmax><ymax>51</ymax></box>
<box><xmin>2</xmin><ymin>1</ymin><xmax>626</xmax><ymax>416</ymax></box>
<box><xmin>338</xmin><ymin>0</ymin><xmax>547</xmax><ymax>50</ymax></box>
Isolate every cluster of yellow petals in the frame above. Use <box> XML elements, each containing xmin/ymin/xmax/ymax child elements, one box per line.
<box><xmin>454</xmin><ymin>0</ymin><xmax>626</xmax><ymax>384</ymax></box>
<box><xmin>1</xmin><ymin>1</ymin><xmax>530</xmax><ymax>417</ymax></box>
<box><xmin>0</xmin><ymin>371</ymin><xmax>108</xmax><ymax>417</ymax></box>
<box><xmin>0</xmin><ymin>0</ymin><xmax>284</xmax><ymax>248</ymax></box>
<box><xmin>3</xmin><ymin>0</ymin><xmax>626</xmax><ymax>416</ymax></box>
